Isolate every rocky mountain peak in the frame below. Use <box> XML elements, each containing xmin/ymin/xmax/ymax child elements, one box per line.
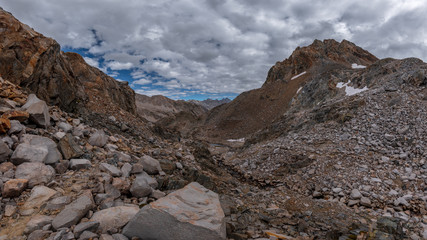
<box><xmin>264</xmin><ymin>39</ymin><xmax>378</xmax><ymax>85</ymax></box>
<box><xmin>0</xmin><ymin>8</ymin><xmax>136</xmax><ymax>117</ymax></box>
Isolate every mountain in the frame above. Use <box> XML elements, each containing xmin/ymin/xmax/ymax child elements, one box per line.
<box><xmin>188</xmin><ymin>98</ymin><xmax>231</xmax><ymax>110</ymax></box>
<box><xmin>0</xmin><ymin>8</ymin><xmax>136</xmax><ymax>117</ymax></box>
<box><xmin>135</xmin><ymin>94</ymin><xmax>206</xmax><ymax>122</ymax></box>
<box><xmin>0</xmin><ymin>7</ymin><xmax>425</xmax><ymax>239</ymax></box>
<box><xmin>196</xmin><ymin>39</ymin><xmax>379</xmax><ymax>140</ymax></box>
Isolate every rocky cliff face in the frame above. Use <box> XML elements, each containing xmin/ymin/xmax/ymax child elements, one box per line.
<box><xmin>198</xmin><ymin>39</ymin><xmax>379</xmax><ymax>141</ymax></box>
<box><xmin>264</xmin><ymin>39</ymin><xmax>378</xmax><ymax>85</ymax></box>
<box><xmin>0</xmin><ymin>9</ymin><xmax>136</xmax><ymax>115</ymax></box>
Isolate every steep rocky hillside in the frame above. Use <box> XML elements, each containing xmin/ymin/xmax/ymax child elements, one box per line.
<box><xmin>0</xmin><ymin>8</ymin><xmax>136</xmax><ymax>116</ymax></box>
<box><xmin>198</xmin><ymin>39</ymin><xmax>378</xmax><ymax>141</ymax></box>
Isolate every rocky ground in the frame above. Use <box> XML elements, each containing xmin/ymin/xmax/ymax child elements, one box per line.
<box><xmin>220</xmin><ymin>78</ymin><xmax>427</xmax><ymax>239</ymax></box>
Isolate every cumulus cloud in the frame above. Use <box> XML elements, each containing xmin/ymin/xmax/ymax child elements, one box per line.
<box><xmin>3</xmin><ymin>0</ymin><xmax>427</xmax><ymax>99</ymax></box>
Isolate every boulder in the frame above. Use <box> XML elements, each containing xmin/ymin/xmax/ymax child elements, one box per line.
<box><xmin>350</xmin><ymin>189</ymin><xmax>362</xmax><ymax>200</ymax></box>
<box><xmin>23</xmin><ymin>186</ymin><xmax>58</xmax><ymax>210</ymax></box>
<box><xmin>100</xmin><ymin>162</ymin><xmax>121</xmax><ymax>177</ymax></box>
<box><xmin>2</xmin><ymin>178</ymin><xmax>28</xmax><ymax>197</ymax></box>
<box><xmin>57</xmin><ymin>122</ymin><xmax>72</xmax><ymax>132</ymax></box>
<box><xmin>139</xmin><ymin>155</ymin><xmax>162</xmax><ymax>175</ymax></box>
<box><xmin>90</xmin><ymin>205</ymin><xmax>139</xmax><ymax>233</ymax></box>
<box><xmin>123</xmin><ymin>182</ymin><xmax>226</xmax><ymax>240</ymax></box>
<box><xmin>10</xmin><ymin>143</ymin><xmax>48</xmax><ymax>165</ymax></box>
<box><xmin>52</xmin><ymin>191</ymin><xmax>94</xmax><ymax>230</ymax></box>
<box><xmin>89</xmin><ymin>130</ymin><xmax>108</xmax><ymax>147</ymax></box>
<box><xmin>0</xmin><ymin>140</ymin><xmax>12</xmax><ymax>162</ymax></box>
<box><xmin>134</xmin><ymin>171</ymin><xmax>158</xmax><ymax>188</ymax></box>
<box><xmin>15</xmin><ymin>162</ymin><xmax>55</xmax><ymax>188</ymax></box>
<box><xmin>58</xmin><ymin>133</ymin><xmax>83</xmax><ymax>159</ymax></box>
<box><xmin>23</xmin><ymin>94</ymin><xmax>50</xmax><ymax>127</ymax></box>
<box><xmin>21</xmin><ymin>134</ymin><xmax>62</xmax><ymax>164</ymax></box>
<box><xmin>24</xmin><ymin>215</ymin><xmax>54</xmax><ymax>234</ymax></box>
<box><xmin>129</xmin><ymin>175</ymin><xmax>152</xmax><ymax>198</ymax></box>
<box><xmin>74</xmin><ymin>221</ymin><xmax>100</xmax><ymax>238</ymax></box>
<box><xmin>8</xmin><ymin>120</ymin><xmax>24</xmax><ymax>134</ymax></box>
<box><xmin>45</xmin><ymin>196</ymin><xmax>72</xmax><ymax>211</ymax></box>
<box><xmin>69</xmin><ymin>159</ymin><xmax>91</xmax><ymax>170</ymax></box>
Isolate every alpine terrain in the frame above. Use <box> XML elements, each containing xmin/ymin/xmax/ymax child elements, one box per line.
<box><xmin>0</xmin><ymin>7</ymin><xmax>426</xmax><ymax>240</ymax></box>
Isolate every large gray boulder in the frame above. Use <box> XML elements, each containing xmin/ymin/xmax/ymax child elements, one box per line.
<box><xmin>139</xmin><ymin>155</ymin><xmax>162</xmax><ymax>175</ymax></box>
<box><xmin>21</xmin><ymin>134</ymin><xmax>62</xmax><ymax>164</ymax></box>
<box><xmin>52</xmin><ymin>191</ymin><xmax>94</xmax><ymax>230</ymax></box>
<box><xmin>89</xmin><ymin>130</ymin><xmax>108</xmax><ymax>147</ymax></box>
<box><xmin>10</xmin><ymin>143</ymin><xmax>48</xmax><ymax>165</ymax></box>
<box><xmin>123</xmin><ymin>182</ymin><xmax>226</xmax><ymax>240</ymax></box>
<box><xmin>129</xmin><ymin>175</ymin><xmax>152</xmax><ymax>198</ymax></box>
<box><xmin>90</xmin><ymin>205</ymin><xmax>139</xmax><ymax>233</ymax></box>
<box><xmin>15</xmin><ymin>162</ymin><xmax>55</xmax><ymax>188</ymax></box>
<box><xmin>22</xmin><ymin>94</ymin><xmax>50</xmax><ymax>128</ymax></box>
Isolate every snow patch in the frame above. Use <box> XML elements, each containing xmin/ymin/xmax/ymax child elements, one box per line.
<box><xmin>296</xmin><ymin>87</ymin><xmax>303</xmax><ymax>94</ymax></box>
<box><xmin>227</xmin><ymin>138</ymin><xmax>245</xmax><ymax>143</ymax></box>
<box><xmin>336</xmin><ymin>81</ymin><xmax>369</xmax><ymax>96</ymax></box>
<box><xmin>291</xmin><ymin>71</ymin><xmax>306</xmax><ymax>80</ymax></box>
<box><xmin>352</xmin><ymin>63</ymin><xmax>366</xmax><ymax>69</ymax></box>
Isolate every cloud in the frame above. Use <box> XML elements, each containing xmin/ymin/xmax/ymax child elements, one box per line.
<box><xmin>83</xmin><ymin>57</ymin><xmax>99</xmax><ymax>68</ymax></box>
<box><xmin>3</xmin><ymin>0</ymin><xmax>427</xmax><ymax>99</ymax></box>
<box><xmin>132</xmin><ymin>79</ymin><xmax>151</xmax><ymax>86</ymax></box>
<box><xmin>105</xmin><ymin>61</ymin><xmax>134</xmax><ymax>70</ymax></box>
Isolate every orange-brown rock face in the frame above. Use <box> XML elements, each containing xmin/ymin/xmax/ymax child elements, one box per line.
<box><xmin>0</xmin><ymin>9</ymin><xmax>136</xmax><ymax>115</ymax></box>
<box><xmin>264</xmin><ymin>39</ymin><xmax>378</xmax><ymax>85</ymax></box>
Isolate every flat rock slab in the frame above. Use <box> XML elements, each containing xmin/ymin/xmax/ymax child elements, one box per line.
<box><xmin>123</xmin><ymin>182</ymin><xmax>226</xmax><ymax>240</ymax></box>
<box><xmin>15</xmin><ymin>162</ymin><xmax>55</xmax><ymax>188</ymax></box>
<box><xmin>23</xmin><ymin>186</ymin><xmax>57</xmax><ymax>210</ymax></box>
<box><xmin>100</xmin><ymin>163</ymin><xmax>121</xmax><ymax>177</ymax></box>
<box><xmin>24</xmin><ymin>215</ymin><xmax>54</xmax><ymax>234</ymax></box>
<box><xmin>69</xmin><ymin>159</ymin><xmax>91</xmax><ymax>170</ymax></box>
<box><xmin>52</xmin><ymin>191</ymin><xmax>94</xmax><ymax>230</ymax></box>
<box><xmin>90</xmin><ymin>205</ymin><xmax>139</xmax><ymax>233</ymax></box>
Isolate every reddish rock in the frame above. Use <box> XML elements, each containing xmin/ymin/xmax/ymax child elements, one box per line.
<box><xmin>112</xmin><ymin>177</ymin><xmax>131</xmax><ymax>194</ymax></box>
<box><xmin>0</xmin><ymin>162</ymin><xmax>15</xmax><ymax>172</ymax></box>
<box><xmin>2</xmin><ymin>179</ymin><xmax>28</xmax><ymax>197</ymax></box>
<box><xmin>2</xmin><ymin>110</ymin><xmax>29</xmax><ymax>122</ymax></box>
<box><xmin>0</xmin><ymin>117</ymin><xmax>11</xmax><ymax>134</ymax></box>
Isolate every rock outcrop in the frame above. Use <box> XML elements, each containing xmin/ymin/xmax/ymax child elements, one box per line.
<box><xmin>0</xmin><ymin>9</ymin><xmax>136</xmax><ymax>115</ymax></box>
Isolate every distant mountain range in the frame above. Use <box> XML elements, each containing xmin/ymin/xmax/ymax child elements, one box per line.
<box><xmin>188</xmin><ymin>98</ymin><xmax>231</xmax><ymax>110</ymax></box>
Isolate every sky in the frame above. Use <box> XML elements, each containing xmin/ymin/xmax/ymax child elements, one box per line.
<box><xmin>2</xmin><ymin>0</ymin><xmax>427</xmax><ymax>100</ymax></box>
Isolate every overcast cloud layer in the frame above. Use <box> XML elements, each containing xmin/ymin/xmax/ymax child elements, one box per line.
<box><xmin>2</xmin><ymin>0</ymin><xmax>427</xmax><ymax>99</ymax></box>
